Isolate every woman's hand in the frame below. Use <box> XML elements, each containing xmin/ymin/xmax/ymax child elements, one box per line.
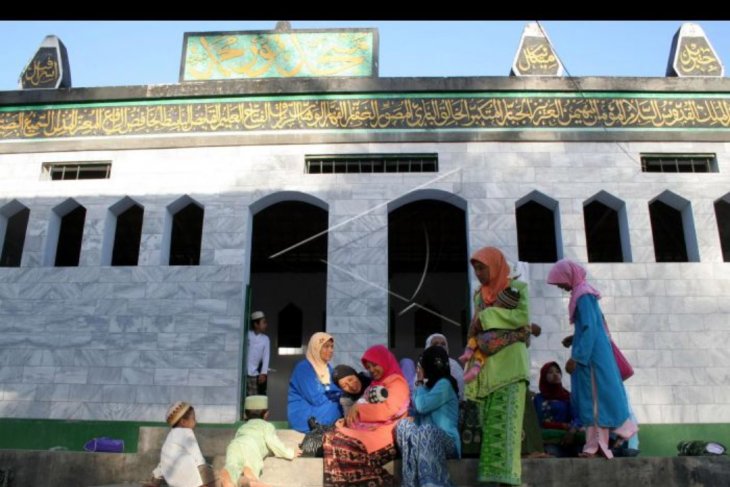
<box><xmin>530</xmin><ymin>323</ymin><xmax>542</xmax><ymax>337</ymax></box>
<box><xmin>344</xmin><ymin>403</ymin><xmax>359</xmax><ymax>427</ymax></box>
<box><xmin>565</xmin><ymin>358</ymin><xmax>576</xmax><ymax>374</ymax></box>
<box><xmin>416</xmin><ymin>363</ymin><xmax>424</xmax><ymax>383</ymax></box>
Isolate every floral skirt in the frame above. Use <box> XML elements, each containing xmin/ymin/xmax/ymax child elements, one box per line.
<box><xmin>323</xmin><ymin>430</ymin><xmax>398</xmax><ymax>487</ymax></box>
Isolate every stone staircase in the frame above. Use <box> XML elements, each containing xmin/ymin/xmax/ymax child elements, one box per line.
<box><xmin>0</xmin><ymin>426</ymin><xmax>727</xmax><ymax>486</ymax></box>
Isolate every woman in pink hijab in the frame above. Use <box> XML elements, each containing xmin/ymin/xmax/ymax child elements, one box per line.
<box><xmin>322</xmin><ymin>345</ymin><xmax>410</xmax><ymax>486</ymax></box>
<box><xmin>547</xmin><ymin>259</ymin><xmax>637</xmax><ymax>458</ymax></box>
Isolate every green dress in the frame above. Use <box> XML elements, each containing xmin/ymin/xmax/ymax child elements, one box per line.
<box><xmin>465</xmin><ymin>278</ymin><xmax>530</xmax><ymax>486</ymax></box>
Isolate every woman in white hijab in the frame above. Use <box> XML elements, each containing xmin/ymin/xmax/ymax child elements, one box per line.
<box><xmin>287</xmin><ymin>332</ymin><xmax>343</xmax><ymax>432</ymax></box>
<box><xmin>424</xmin><ymin>333</ymin><xmax>465</xmax><ymax>401</ymax></box>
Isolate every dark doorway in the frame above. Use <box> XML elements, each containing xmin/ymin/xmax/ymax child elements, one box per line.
<box><xmin>388</xmin><ymin>199</ymin><xmax>468</xmax><ymax>365</ymax></box>
<box><xmin>249</xmin><ymin>200</ymin><xmax>328</xmax><ymax>421</ymax></box>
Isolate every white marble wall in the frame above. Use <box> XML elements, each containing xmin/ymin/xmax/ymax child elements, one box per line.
<box><xmin>0</xmin><ymin>141</ymin><xmax>728</xmax><ymax>424</ymax></box>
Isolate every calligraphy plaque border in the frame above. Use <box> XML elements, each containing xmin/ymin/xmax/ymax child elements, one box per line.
<box><xmin>2</xmin><ymin>91</ymin><xmax>730</xmax><ymax>141</ymax></box>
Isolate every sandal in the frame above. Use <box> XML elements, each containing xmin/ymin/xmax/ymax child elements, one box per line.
<box><xmin>525</xmin><ymin>451</ymin><xmax>553</xmax><ymax>459</ymax></box>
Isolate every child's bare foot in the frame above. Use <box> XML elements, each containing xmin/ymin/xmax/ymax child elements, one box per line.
<box><xmin>219</xmin><ymin>469</ymin><xmax>235</xmax><ymax>487</ymax></box>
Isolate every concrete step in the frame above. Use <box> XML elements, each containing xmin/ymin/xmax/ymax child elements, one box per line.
<box><xmin>3</xmin><ymin>449</ymin><xmax>730</xmax><ymax>487</ymax></box>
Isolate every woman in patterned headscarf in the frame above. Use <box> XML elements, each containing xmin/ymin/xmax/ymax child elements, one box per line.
<box><xmin>287</xmin><ymin>332</ymin><xmax>342</xmax><ymax>433</ymax></box>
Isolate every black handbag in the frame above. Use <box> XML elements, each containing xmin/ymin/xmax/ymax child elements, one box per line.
<box><xmin>299</xmin><ymin>417</ymin><xmax>335</xmax><ymax>457</ymax></box>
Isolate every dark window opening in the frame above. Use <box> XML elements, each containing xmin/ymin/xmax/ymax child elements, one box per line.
<box><xmin>278</xmin><ymin>303</ymin><xmax>303</xmax><ymax>348</ymax></box>
<box><xmin>169</xmin><ymin>203</ymin><xmax>203</xmax><ymax>266</ymax></box>
<box><xmin>649</xmin><ymin>200</ymin><xmax>688</xmax><ymax>262</ymax></box>
<box><xmin>584</xmin><ymin>201</ymin><xmax>623</xmax><ymax>262</ymax></box>
<box><xmin>389</xmin><ymin>200</ymin><xmax>468</xmax><ymax>273</ymax></box>
<box><xmin>112</xmin><ymin>205</ymin><xmax>143</xmax><ymax>266</ymax></box>
<box><xmin>55</xmin><ymin>206</ymin><xmax>86</xmax><ymax>267</ymax></box>
<box><xmin>641</xmin><ymin>154</ymin><xmax>716</xmax><ymax>173</ymax></box>
<box><xmin>1</xmin><ymin>208</ymin><xmax>30</xmax><ymax>267</ymax></box>
<box><xmin>251</xmin><ymin>202</ymin><xmax>328</xmax><ymax>273</ymax></box>
<box><xmin>517</xmin><ymin>200</ymin><xmax>558</xmax><ymax>263</ymax></box>
<box><xmin>305</xmin><ymin>154</ymin><xmax>438</xmax><ymax>174</ymax></box>
<box><xmin>715</xmin><ymin>199</ymin><xmax>730</xmax><ymax>262</ymax></box>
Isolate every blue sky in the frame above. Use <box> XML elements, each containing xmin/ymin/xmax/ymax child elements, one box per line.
<box><xmin>1</xmin><ymin>20</ymin><xmax>728</xmax><ymax>90</ymax></box>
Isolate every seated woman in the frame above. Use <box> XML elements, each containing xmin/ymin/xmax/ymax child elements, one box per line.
<box><xmin>323</xmin><ymin>345</ymin><xmax>410</xmax><ymax>487</ymax></box>
<box><xmin>424</xmin><ymin>333</ymin><xmax>465</xmax><ymax>401</ymax></box>
<box><xmin>332</xmin><ymin>364</ymin><xmax>372</xmax><ymax>416</ymax></box>
<box><xmin>287</xmin><ymin>332</ymin><xmax>342</xmax><ymax>433</ymax></box>
<box><xmin>533</xmin><ymin>361</ymin><xmax>582</xmax><ymax>457</ymax></box>
<box><xmin>396</xmin><ymin>345</ymin><xmax>460</xmax><ymax>487</ymax></box>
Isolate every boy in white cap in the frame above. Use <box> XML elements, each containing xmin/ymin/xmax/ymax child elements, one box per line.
<box><xmin>220</xmin><ymin>395</ymin><xmax>300</xmax><ymax>487</ymax></box>
<box><xmin>148</xmin><ymin>402</ymin><xmax>216</xmax><ymax>487</ymax></box>
<box><xmin>247</xmin><ymin>311</ymin><xmax>270</xmax><ymax>396</ymax></box>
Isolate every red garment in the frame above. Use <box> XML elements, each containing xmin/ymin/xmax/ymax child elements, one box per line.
<box><xmin>361</xmin><ymin>344</ymin><xmax>403</xmax><ymax>385</ymax></box>
<box><xmin>538</xmin><ymin>361</ymin><xmax>571</xmax><ymax>402</ymax></box>
<box><xmin>470</xmin><ymin>247</ymin><xmax>510</xmax><ymax>306</ymax></box>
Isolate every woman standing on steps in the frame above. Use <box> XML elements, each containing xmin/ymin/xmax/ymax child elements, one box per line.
<box><xmin>465</xmin><ymin>247</ymin><xmax>530</xmax><ymax>486</ymax></box>
<box><xmin>546</xmin><ymin>259</ymin><xmax>637</xmax><ymax>459</ymax></box>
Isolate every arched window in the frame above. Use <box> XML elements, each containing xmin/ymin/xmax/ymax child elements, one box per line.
<box><xmin>649</xmin><ymin>191</ymin><xmax>699</xmax><ymax>262</ymax></box>
<box><xmin>0</xmin><ymin>200</ymin><xmax>30</xmax><ymax>267</ymax></box>
<box><xmin>714</xmin><ymin>194</ymin><xmax>730</xmax><ymax>262</ymax></box>
<box><xmin>583</xmin><ymin>191</ymin><xmax>630</xmax><ymax>262</ymax></box>
<box><xmin>164</xmin><ymin>196</ymin><xmax>204</xmax><ymax>266</ymax></box>
<box><xmin>103</xmin><ymin>197</ymin><xmax>144</xmax><ymax>266</ymax></box>
<box><xmin>46</xmin><ymin>199</ymin><xmax>86</xmax><ymax>267</ymax></box>
<box><xmin>516</xmin><ymin>191</ymin><xmax>562</xmax><ymax>263</ymax></box>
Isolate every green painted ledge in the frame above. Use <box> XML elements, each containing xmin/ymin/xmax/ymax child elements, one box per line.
<box><xmin>0</xmin><ymin>419</ymin><xmax>289</xmax><ymax>453</ymax></box>
<box><xmin>0</xmin><ymin>419</ymin><xmax>726</xmax><ymax>457</ymax></box>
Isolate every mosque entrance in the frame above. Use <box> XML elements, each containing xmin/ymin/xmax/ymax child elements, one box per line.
<box><xmin>388</xmin><ymin>198</ymin><xmax>469</xmax><ymax>365</ymax></box>
<box><xmin>249</xmin><ymin>199</ymin><xmax>328</xmax><ymax>421</ymax></box>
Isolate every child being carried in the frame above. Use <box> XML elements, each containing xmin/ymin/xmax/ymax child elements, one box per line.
<box><xmin>459</xmin><ymin>286</ymin><xmax>541</xmax><ymax>383</ymax></box>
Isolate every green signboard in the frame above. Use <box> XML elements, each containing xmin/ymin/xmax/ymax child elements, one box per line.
<box><xmin>180</xmin><ymin>29</ymin><xmax>378</xmax><ymax>81</ymax></box>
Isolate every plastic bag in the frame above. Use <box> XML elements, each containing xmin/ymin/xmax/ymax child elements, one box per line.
<box><xmin>83</xmin><ymin>437</ymin><xmax>124</xmax><ymax>453</ymax></box>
